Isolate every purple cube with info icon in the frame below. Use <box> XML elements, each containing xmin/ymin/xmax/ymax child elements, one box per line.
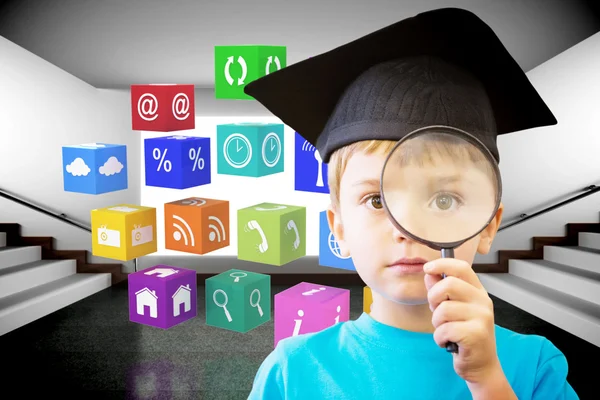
<box><xmin>128</xmin><ymin>265</ymin><xmax>197</xmax><ymax>329</ymax></box>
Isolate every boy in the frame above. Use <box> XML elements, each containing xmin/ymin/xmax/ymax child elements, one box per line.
<box><xmin>243</xmin><ymin>7</ymin><xmax>579</xmax><ymax>399</ymax></box>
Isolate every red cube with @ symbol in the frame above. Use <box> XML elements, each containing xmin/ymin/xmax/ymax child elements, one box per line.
<box><xmin>131</xmin><ymin>84</ymin><xmax>195</xmax><ymax>132</ymax></box>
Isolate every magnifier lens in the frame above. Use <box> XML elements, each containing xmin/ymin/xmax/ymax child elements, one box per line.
<box><xmin>381</xmin><ymin>127</ymin><xmax>500</xmax><ymax>246</ymax></box>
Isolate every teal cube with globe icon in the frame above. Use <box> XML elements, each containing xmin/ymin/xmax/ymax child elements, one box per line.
<box><xmin>237</xmin><ymin>202</ymin><xmax>306</xmax><ymax>266</ymax></box>
<box><xmin>205</xmin><ymin>269</ymin><xmax>271</xmax><ymax>333</ymax></box>
<box><xmin>216</xmin><ymin>123</ymin><xmax>284</xmax><ymax>177</ymax></box>
<box><xmin>215</xmin><ymin>45</ymin><xmax>286</xmax><ymax>99</ymax></box>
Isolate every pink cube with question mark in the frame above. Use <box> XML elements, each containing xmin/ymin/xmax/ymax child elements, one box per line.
<box><xmin>274</xmin><ymin>282</ymin><xmax>350</xmax><ymax>348</ymax></box>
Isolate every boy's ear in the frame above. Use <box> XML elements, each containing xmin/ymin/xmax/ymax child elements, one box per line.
<box><xmin>477</xmin><ymin>202</ymin><xmax>504</xmax><ymax>254</ymax></box>
<box><xmin>326</xmin><ymin>204</ymin><xmax>351</xmax><ymax>258</ymax></box>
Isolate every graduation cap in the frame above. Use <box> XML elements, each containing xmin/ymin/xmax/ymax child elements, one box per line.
<box><xmin>243</xmin><ymin>7</ymin><xmax>557</xmax><ymax>164</ymax></box>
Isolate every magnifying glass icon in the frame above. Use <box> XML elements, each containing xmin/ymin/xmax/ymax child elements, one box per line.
<box><xmin>250</xmin><ymin>289</ymin><xmax>263</xmax><ymax>317</ymax></box>
<box><xmin>230</xmin><ymin>272</ymin><xmax>247</xmax><ymax>283</ymax></box>
<box><xmin>380</xmin><ymin>125</ymin><xmax>502</xmax><ymax>354</ymax></box>
<box><xmin>213</xmin><ymin>289</ymin><xmax>232</xmax><ymax>322</ymax></box>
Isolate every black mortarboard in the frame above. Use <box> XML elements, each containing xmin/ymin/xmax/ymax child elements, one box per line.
<box><xmin>243</xmin><ymin>7</ymin><xmax>557</xmax><ymax>164</ymax></box>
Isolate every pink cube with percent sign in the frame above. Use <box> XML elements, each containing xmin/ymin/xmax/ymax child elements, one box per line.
<box><xmin>274</xmin><ymin>282</ymin><xmax>350</xmax><ymax>348</ymax></box>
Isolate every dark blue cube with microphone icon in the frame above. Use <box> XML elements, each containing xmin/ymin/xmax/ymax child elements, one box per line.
<box><xmin>294</xmin><ymin>132</ymin><xmax>329</xmax><ymax>193</ymax></box>
<box><xmin>205</xmin><ymin>269</ymin><xmax>271</xmax><ymax>332</ymax></box>
<box><xmin>144</xmin><ymin>135</ymin><xmax>211</xmax><ymax>189</ymax></box>
<box><xmin>318</xmin><ymin>210</ymin><xmax>356</xmax><ymax>271</ymax></box>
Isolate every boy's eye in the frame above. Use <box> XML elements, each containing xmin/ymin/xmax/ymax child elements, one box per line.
<box><xmin>429</xmin><ymin>192</ymin><xmax>463</xmax><ymax>211</ymax></box>
<box><xmin>364</xmin><ymin>194</ymin><xmax>383</xmax><ymax>210</ymax></box>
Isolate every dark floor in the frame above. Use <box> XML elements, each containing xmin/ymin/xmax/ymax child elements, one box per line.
<box><xmin>1</xmin><ymin>281</ymin><xmax>596</xmax><ymax>399</ymax></box>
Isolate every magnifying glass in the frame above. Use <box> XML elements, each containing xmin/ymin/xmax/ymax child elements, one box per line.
<box><xmin>250</xmin><ymin>289</ymin><xmax>264</xmax><ymax>317</ymax></box>
<box><xmin>380</xmin><ymin>125</ymin><xmax>502</xmax><ymax>354</ymax></box>
<box><xmin>230</xmin><ymin>272</ymin><xmax>247</xmax><ymax>283</ymax></box>
<box><xmin>213</xmin><ymin>289</ymin><xmax>233</xmax><ymax>322</ymax></box>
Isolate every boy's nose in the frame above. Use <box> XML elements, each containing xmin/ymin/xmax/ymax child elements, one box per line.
<box><xmin>391</xmin><ymin>224</ymin><xmax>409</xmax><ymax>242</ymax></box>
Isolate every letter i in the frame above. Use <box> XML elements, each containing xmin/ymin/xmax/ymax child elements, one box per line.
<box><xmin>292</xmin><ymin>309</ymin><xmax>304</xmax><ymax>336</ymax></box>
<box><xmin>335</xmin><ymin>305</ymin><xmax>341</xmax><ymax>324</ymax></box>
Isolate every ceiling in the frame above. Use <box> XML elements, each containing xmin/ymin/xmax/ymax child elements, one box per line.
<box><xmin>0</xmin><ymin>0</ymin><xmax>598</xmax><ymax>89</ymax></box>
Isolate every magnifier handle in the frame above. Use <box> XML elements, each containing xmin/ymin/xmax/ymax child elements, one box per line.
<box><xmin>441</xmin><ymin>248</ymin><xmax>459</xmax><ymax>354</ymax></box>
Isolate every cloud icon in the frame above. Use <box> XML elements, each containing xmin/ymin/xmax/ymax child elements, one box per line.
<box><xmin>99</xmin><ymin>156</ymin><xmax>124</xmax><ymax>176</ymax></box>
<box><xmin>66</xmin><ymin>157</ymin><xmax>91</xmax><ymax>176</ymax></box>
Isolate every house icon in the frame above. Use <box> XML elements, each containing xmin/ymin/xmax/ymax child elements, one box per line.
<box><xmin>172</xmin><ymin>284</ymin><xmax>192</xmax><ymax>317</ymax></box>
<box><xmin>135</xmin><ymin>287</ymin><xmax>158</xmax><ymax>318</ymax></box>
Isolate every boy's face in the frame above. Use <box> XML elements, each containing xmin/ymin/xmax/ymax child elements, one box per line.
<box><xmin>327</xmin><ymin>150</ymin><xmax>503</xmax><ymax>305</ymax></box>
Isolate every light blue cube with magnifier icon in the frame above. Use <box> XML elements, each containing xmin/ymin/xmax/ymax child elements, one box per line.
<box><xmin>205</xmin><ymin>269</ymin><xmax>271</xmax><ymax>332</ymax></box>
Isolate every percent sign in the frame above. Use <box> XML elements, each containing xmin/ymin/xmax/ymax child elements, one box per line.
<box><xmin>153</xmin><ymin>148</ymin><xmax>172</xmax><ymax>172</ymax></box>
<box><xmin>189</xmin><ymin>147</ymin><xmax>205</xmax><ymax>171</ymax></box>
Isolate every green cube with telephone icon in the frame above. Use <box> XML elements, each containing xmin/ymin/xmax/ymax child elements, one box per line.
<box><xmin>237</xmin><ymin>202</ymin><xmax>306</xmax><ymax>266</ymax></box>
<box><xmin>205</xmin><ymin>269</ymin><xmax>271</xmax><ymax>333</ymax></box>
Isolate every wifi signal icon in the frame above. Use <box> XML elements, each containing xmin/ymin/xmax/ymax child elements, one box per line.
<box><xmin>172</xmin><ymin>215</ymin><xmax>195</xmax><ymax>246</ymax></box>
<box><xmin>302</xmin><ymin>140</ymin><xmax>315</xmax><ymax>152</ymax></box>
<box><xmin>207</xmin><ymin>216</ymin><xmax>226</xmax><ymax>242</ymax></box>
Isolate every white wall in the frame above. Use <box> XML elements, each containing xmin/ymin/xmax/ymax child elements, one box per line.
<box><xmin>475</xmin><ymin>31</ymin><xmax>600</xmax><ymax>263</ymax></box>
<box><xmin>0</xmin><ymin>36</ymin><xmax>137</xmax><ymax>267</ymax></box>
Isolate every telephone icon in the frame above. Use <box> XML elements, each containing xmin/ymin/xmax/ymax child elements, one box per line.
<box><xmin>286</xmin><ymin>220</ymin><xmax>300</xmax><ymax>250</ymax></box>
<box><xmin>247</xmin><ymin>220</ymin><xmax>268</xmax><ymax>253</ymax></box>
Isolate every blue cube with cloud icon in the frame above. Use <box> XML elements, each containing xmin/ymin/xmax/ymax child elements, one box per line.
<box><xmin>62</xmin><ymin>143</ymin><xmax>128</xmax><ymax>194</ymax></box>
<box><xmin>318</xmin><ymin>210</ymin><xmax>355</xmax><ymax>271</ymax></box>
<box><xmin>294</xmin><ymin>132</ymin><xmax>329</xmax><ymax>193</ymax></box>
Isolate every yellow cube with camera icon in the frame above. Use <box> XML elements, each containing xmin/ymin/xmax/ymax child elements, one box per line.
<box><xmin>363</xmin><ymin>286</ymin><xmax>373</xmax><ymax>314</ymax></box>
<box><xmin>91</xmin><ymin>204</ymin><xmax>157</xmax><ymax>261</ymax></box>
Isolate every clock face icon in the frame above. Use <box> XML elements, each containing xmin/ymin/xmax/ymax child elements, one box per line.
<box><xmin>224</xmin><ymin>133</ymin><xmax>252</xmax><ymax>168</ymax></box>
<box><xmin>262</xmin><ymin>132</ymin><xmax>282</xmax><ymax>167</ymax></box>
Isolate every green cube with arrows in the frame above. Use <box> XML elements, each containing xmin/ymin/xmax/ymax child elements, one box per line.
<box><xmin>214</xmin><ymin>45</ymin><xmax>287</xmax><ymax>99</ymax></box>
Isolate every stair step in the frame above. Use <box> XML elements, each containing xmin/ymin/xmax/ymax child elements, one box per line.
<box><xmin>0</xmin><ymin>259</ymin><xmax>77</xmax><ymax>299</ymax></box>
<box><xmin>509</xmin><ymin>259</ymin><xmax>600</xmax><ymax>307</ymax></box>
<box><xmin>579</xmin><ymin>232</ymin><xmax>600</xmax><ymax>250</ymax></box>
<box><xmin>543</xmin><ymin>246</ymin><xmax>600</xmax><ymax>274</ymax></box>
<box><xmin>0</xmin><ymin>246</ymin><xmax>41</xmax><ymax>270</ymax></box>
<box><xmin>0</xmin><ymin>233</ymin><xmax>5</xmax><ymax>248</ymax></box>
<box><xmin>0</xmin><ymin>273</ymin><xmax>111</xmax><ymax>336</ymax></box>
<box><xmin>478</xmin><ymin>273</ymin><xmax>600</xmax><ymax>347</ymax></box>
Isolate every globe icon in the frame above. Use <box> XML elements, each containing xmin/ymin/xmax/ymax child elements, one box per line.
<box><xmin>328</xmin><ymin>232</ymin><xmax>350</xmax><ymax>259</ymax></box>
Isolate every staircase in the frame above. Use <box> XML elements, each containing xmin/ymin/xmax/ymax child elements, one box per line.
<box><xmin>478</xmin><ymin>222</ymin><xmax>600</xmax><ymax>347</ymax></box>
<box><xmin>0</xmin><ymin>223</ymin><xmax>125</xmax><ymax>336</ymax></box>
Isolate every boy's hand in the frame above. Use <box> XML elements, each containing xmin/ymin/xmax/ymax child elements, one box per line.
<box><xmin>423</xmin><ymin>258</ymin><xmax>502</xmax><ymax>385</ymax></box>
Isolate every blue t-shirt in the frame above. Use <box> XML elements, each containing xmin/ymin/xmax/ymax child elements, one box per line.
<box><xmin>248</xmin><ymin>312</ymin><xmax>579</xmax><ymax>399</ymax></box>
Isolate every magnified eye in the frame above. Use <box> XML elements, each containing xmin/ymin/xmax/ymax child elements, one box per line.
<box><xmin>430</xmin><ymin>192</ymin><xmax>463</xmax><ymax>211</ymax></box>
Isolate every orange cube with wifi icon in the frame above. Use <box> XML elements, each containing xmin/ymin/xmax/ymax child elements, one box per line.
<box><xmin>164</xmin><ymin>197</ymin><xmax>230</xmax><ymax>254</ymax></box>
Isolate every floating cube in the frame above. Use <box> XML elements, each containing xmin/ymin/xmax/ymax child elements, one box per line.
<box><xmin>318</xmin><ymin>210</ymin><xmax>355</xmax><ymax>271</ymax></box>
<box><xmin>237</xmin><ymin>202</ymin><xmax>305</xmax><ymax>266</ymax></box>
<box><xmin>295</xmin><ymin>132</ymin><xmax>329</xmax><ymax>193</ymax></box>
<box><xmin>363</xmin><ymin>286</ymin><xmax>373</xmax><ymax>314</ymax></box>
<box><xmin>91</xmin><ymin>204</ymin><xmax>157</xmax><ymax>261</ymax></box>
<box><xmin>215</xmin><ymin>45</ymin><xmax>286</xmax><ymax>99</ymax></box>
<box><xmin>144</xmin><ymin>135</ymin><xmax>211</xmax><ymax>189</ymax></box>
<box><xmin>131</xmin><ymin>84</ymin><xmax>195</xmax><ymax>132</ymax></box>
<box><xmin>205</xmin><ymin>269</ymin><xmax>271</xmax><ymax>333</ymax></box>
<box><xmin>164</xmin><ymin>197</ymin><xmax>230</xmax><ymax>255</ymax></box>
<box><xmin>274</xmin><ymin>282</ymin><xmax>350</xmax><ymax>348</ymax></box>
<box><xmin>128</xmin><ymin>265</ymin><xmax>197</xmax><ymax>329</ymax></box>
<box><xmin>62</xmin><ymin>143</ymin><xmax>127</xmax><ymax>194</ymax></box>
<box><xmin>216</xmin><ymin>123</ymin><xmax>284</xmax><ymax>177</ymax></box>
